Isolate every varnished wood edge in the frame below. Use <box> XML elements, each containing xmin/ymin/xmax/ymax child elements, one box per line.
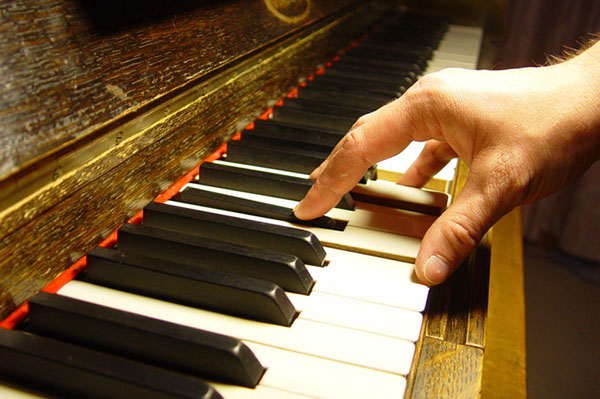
<box><xmin>0</xmin><ymin>1</ymin><xmax>366</xmax><ymax>226</ymax></box>
<box><xmin>480</xmin><ymin>208</ymin><xmax>526</xmax><ymax>399</ymax></box>
<box><xmin>0</xmin><ymin>4</ymin><xmax>382</xmax><ymax>318</ymax></box>
<box><xmin>0</xmin><ymin>1</ymin><xmax>373</xmax><ymax>240</ymax></box>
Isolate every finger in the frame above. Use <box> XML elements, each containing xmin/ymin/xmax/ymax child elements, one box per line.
<box><xmin>413</xmin><ymin>170</ymin><xmax>513</xmax><ymax>285</ymax></box>
<box><xmin>296</xmin><ymin>125</ymin><xmax>387</xmax><ymax>219</ymax></box>
<box><xmin>295</xmin><ymin>102</ymin><xmax>416</xmax><ymax>220</ymax></box>
<box><xmin>309</xmin><ymin>112</ymin><xmax>373</xmax><ymax>181</ymax></box>
<box><xmin>397</xmin><ymin>140</ymin><xmax>458</xmax><ymax>188</ymax></box>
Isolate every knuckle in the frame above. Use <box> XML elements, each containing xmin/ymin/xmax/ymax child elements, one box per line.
<box><xmin>341</xmin><ymin>128</ymin><xmax>373</xmax><ymax>167</ymax></box>
<box><xmin>443</xmin><ymin>213</ymin><xmax>481</xmax><ymax>253</ymax></box>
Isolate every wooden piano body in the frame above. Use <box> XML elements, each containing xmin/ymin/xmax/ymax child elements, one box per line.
<box><xmin>0</xmin><ymin>0</ymin><xmax>525</xmax><ymax>397</ymax></box>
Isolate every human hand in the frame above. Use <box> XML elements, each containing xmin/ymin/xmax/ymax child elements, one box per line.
<box><xmin>294</xmin><ymin>43</ymin><xmax>600</xmax><ymax>285</ymax></box>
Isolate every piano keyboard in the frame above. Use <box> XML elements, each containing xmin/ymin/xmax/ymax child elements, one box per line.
<box><xmin>0</xmin><ymin>13</ymin><xmax>482</xmax><ymax>399</ymax></box>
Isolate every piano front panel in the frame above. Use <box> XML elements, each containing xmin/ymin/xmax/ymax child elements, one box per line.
<box><xmin>0</xmin><ymin>2</ymin><xmax>379</xmax><ymax>320</ymax></box>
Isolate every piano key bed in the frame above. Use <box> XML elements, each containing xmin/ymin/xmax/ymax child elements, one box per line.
<box><xmin>0</xmin><ymin>13</ymin><xmax>482</xmax><ymax>399</ymax></box>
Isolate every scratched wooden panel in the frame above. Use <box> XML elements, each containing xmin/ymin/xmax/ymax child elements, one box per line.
<box><xmin>0</xmin><ymin>4</ymin><xmax>378</xmax><ymax>319</ymax></box>
<box><xmin>0</xmin><ymin>0</ymin><xmax>355</xmax><ymax>180</ymax></box>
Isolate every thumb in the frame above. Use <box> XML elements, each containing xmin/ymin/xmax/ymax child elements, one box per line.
<box><xmin>414</xmin><ymin>172</ymin><xmax>513</xmax><ymax>285</ymax></box>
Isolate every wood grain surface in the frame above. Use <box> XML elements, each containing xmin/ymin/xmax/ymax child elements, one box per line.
<box><xmin>0</xmin><ymin>0</ymin><xmax>354</xmax><ymax>181</ymax></box>
<box><xmin>0</xmin><ymin>1</ymin><xmax>378</xmax><ymax>318</ymax></box>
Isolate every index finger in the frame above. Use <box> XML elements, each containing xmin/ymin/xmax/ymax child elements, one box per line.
<box><xmin>294</xmin><ymin>98</ymin><xmax>417</xmax><ymax>220</ymax></box>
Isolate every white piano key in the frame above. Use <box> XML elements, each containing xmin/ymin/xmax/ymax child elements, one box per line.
<box><xmin>0</xmin><ymin>383</ymin><xmax>43</xmax><ymax>399</ymax></box>
<box><xmin>288</xmin><ymin>291</ymin><xmax>423</xmax><ymax>341</ymax></box>
<box><xmin>425</xmin><ymin>25</ymin><xmax>483</xmax><ymax>73</ymax></box>
<box><xmin>247</xmin><ymin>342</ymin><xmax>406</xmax><ymax>399</ymax></box>
<box><xmin>307</xmin><ymin>246</ymin><xmax>429</xmax><ymax>312</ymax></box>
<box><xmin>375</xmin><ymin>140</ymin><xmax>458</xmax><ymax>183</ymax></box>
<box><xmin>210</xmin><ymin>383</ymin><xmax>314</xmax><ymax>399</ymax></box>
<box><xmin>352</xmin><ymin>179</ymin><xmax>449</xmax><ymax>213</ymax></box>
<box><xmin>213</xmin><ymin>159</ymin><xmax>310</xmax><ymax>179</ymax></box>
<box><xmin>210</xmin><ymin>341</ymin><xmax>407</xmax><ymax>399</ymax></box>
<box><xmin>58</xmin><ymin>280</ymin><xmax>415</xmax><ymax>376</ymax></box>
<box><xmin>165</xmin><ymin>201</ymin><xmax>422</xmax><ymax>263</ymax></box>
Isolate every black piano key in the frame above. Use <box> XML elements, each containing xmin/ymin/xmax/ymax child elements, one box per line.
<box><xmin>345</xmin><ymin>46</ymin><xmax>429</xmax><ymax>66</ymax></box>
<box><xmin>174</xmin><ymin>186</ymin><xmax>348</xmax><ymax>232</ymax></box>
<box><xmin>309</xmin><ymin>74</ymin><xmax>405</xmax><ymax>97</ymax></box>
<box><xmin>0</xmin><ymin>328</ymin><xmax>223</xmax><ymax>399</ymax></box>
<box><xmin>143</xmin><ymin>201</ymin><xmax>326</xmax><ymax>265</ymax></box>
<box><xmin>282</xmin><ymin>97</ymin><xmax>370</xmax><ymax>118</ymax></box>
<box><xmin>270</xmin><ymin>106</ymin><xmax>357</xmax><ymax>133</ymax></box>
<box><xmin>81</xmin><ymin>247</ymin><xmax>297</xmax><ymax>326</ymax></box>
<box><xmin>225</xmin><ymin>140</ymin><xmax>375</xmax><ymax>183</ymax></box>
<box><xmin>333</xmin><ymin>57</ymin><xmax>423</xmax><ymax>76</ymax></box>
<box><xmin>239</xmin><ymin>132</ymin><xmax>334</xmax><ymax>156</ymax></box>
<box><xmin>117</xmin><ymin>223</ymin><xmax>315</xmax><ymax>294</ymax></box>
<box><xmin>226</xmin><ymin>139</ymin><xmax>327</xmax><ymax>175</ymax></box>
<box><xmin>23</xmin><ymin>292</ymin><xmax>265</xmax><ymax>388</ymax></box>
<box><xmin>197</xmin><ymin>161</ymin><xmax>355</xmax><ymax>210</ymax></box>
<box><xmin>295</xmin><ymin>85</ymin><xmax>391</xmax><ymax>110</ymax></box>
<box><xmin>323</xmin><ymin>66</ymin><xmax>417</xmax><ymax>86</ymax></box>
<box><xmin>339</xmin><ymin>49</ymin><xmax>429</xmax><ymax>68</ymax></box>
<box><xmin>252</xmin><ymin>119</ymin><xmax>344</xmax><ymax>147</ymax></box>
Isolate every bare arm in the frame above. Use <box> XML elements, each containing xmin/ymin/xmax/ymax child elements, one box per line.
<box><xmin>294</xmin><ymin>40</ymin><xmax>600</xmax><ymax>285</ymax></box>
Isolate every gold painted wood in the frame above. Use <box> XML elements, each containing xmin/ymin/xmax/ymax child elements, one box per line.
<box><xmin>481</xmin><ymin>208</ymin><xmax>527</xmax><ymax>399</ymax></box>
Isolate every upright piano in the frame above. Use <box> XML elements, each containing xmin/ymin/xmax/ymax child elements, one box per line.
<box><xmin>0</xmin><ymin>1</ymin><xmax>525</xmax><ymax>397</ymax></box>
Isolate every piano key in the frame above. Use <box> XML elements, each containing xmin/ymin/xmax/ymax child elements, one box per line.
<box><xmin>287</xmin><ymin>291</ymin><xmax>422</xmax><ymax>341</ymax></box>
<box><xmin>345</xmin><ymin>45</ymin><xmax>430</xmax><ymax>65</ymax></box>
<box><xmin>351</xmin><ymin>179</ymin><xmax>448</xmax><ymax>216</ymax></box>
<box><xmin>143</xmin><ymin>201</ymin><xmax>326</xmax><ymax>265</ymax></box>
<box><xmin>83</xmin><ymin>244</ymin><xmax>424</xmax><ymax>341</ymax></box>
<box><xmin>180</xmin><ymin>183</ymin><xmax>436</xmax><ymax>239</ymax></box>
<box><xmin>166</xmin><ymin>200</ymin><xmax>421</xmax><ymax>263</ymax></box>
<box><xmin>226</xmin><ymin>138</ymin><xmax>327</xmax><ymax>175</ymax></box>
<box><xmin>241</xmin><ymin>342</ymin><xmax>407</xmax><ymax>399</ymax></box>
<box><xmin>306</xmin><ymin>246</ymin><xmax>429</xmax><ymax>312</ymax></box>
<box><xmin>323</xmin><ymin>65</ymin><xmax>416</xmax><ymax>86</ymax></box>
<box><xmin>58</xmin><ymin>280</ymin><xmax>417</xmax><ymax>376</ymax></box>
<box><xmin>212</xmin><ymin>163</ymin><xmax>429</xmax><ymax>219</ymax></box>
<box><xmin>117</xmin><ymin>223</ymin><xmax>315</xmax><ymax>294</ymax></box>
<box><xmin>237</xmin><ymin>133</ymin><xmax>333</xmax><ymax>158</ymax></box>
<box><xmin>24</xmin><ymin>292</ymin><xmax>265</xmax><ymax>388</ymax></box>
<box><xmin>374</xmin><ymin>141</ymin><xmax>458</xmax><ymax>185</ymax></box>
<box><xmin>197</xmin><ymin>160</ymin><xmax>355</xmax><ymax>210</ymax></box>
<box><xmin>0</xmin><ymin>382</ymin><xmax>44</xmax><ymax>399</ymax></box>
<box><xmin>82</xmin><ymin>247</ymin><xmax>297</xmax><ymax>326</ymax></box>
<box><xmin>270</xmin><ymin>105</ymin><xmax>356</xmax><ymax>133</ymax></box>
<box><xmin>281</xmin><ymin>97</ymin><xmax>369</xmax><ymax>118</ymax></box>
<box><xmin>334</xmin><ymin>55</ymin><xmax>424</xmax><ymax>74</ymax></box>
<box><xmin>308</xmin><ymin>74</ymin><xmax>404</xmax><ymax>97</ymax></box>
<box><xmin>214</xmin><ymin>158</ymin><xmax>311</xmax><ymax>179</ymax></box>
<box><xmin>251</xmin><ymin>118</ymin><xmax>343</xmax><ymax>147</ymax></box>
<box><xmin>174</xmin><ymin>185</ymin><xmax>348</xmax><ymax>231</ymax></box>
<box><xmin>295</xmin><ymin>85</ymin><xmax>391</xmax><ymax>110</ymax></box>
<box><xmin>151</xmin><ymin>200</ymin><xmax>428</xmax><ymax>310</ymax></box>
<box><xmin>86</xmin><ymin>244</ymin><xmax>423</xmax><ymax>340</ymax></box>
<box><xmin>227</xmin><ymin>136</ymin><xmax>378</xmax><ymax>183</ymax></box>
<box><xmin>0</xmin><ymin>328</ymin><xmax>222</xmax><ymax>399</ymax></box>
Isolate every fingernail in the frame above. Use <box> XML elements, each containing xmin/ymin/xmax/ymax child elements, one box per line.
<box><xmin>293</xmin><ymin>201</ymin><xmax>304</xmax><ymax>218</ymax></box>
<box><xmin>423</xmin><ymin>255</ymin><xmax>450</xmax><ymax>285</ymax></box>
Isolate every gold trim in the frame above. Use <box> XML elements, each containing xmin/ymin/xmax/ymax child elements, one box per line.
<box><xmin>264</xmin><ymin>0</ymin><xmax>311</xmax><ymax>24</ymax></box>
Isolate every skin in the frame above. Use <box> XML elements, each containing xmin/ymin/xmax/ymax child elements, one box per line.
<box><xmin>294</xmin><ymin>41</ymin><xmax>600</xmax><ymax>286</ymax></box>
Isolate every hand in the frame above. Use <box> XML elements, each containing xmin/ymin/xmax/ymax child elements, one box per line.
<box><xmin>294</xmin><ymin>42</ymin><xmax>600</xmax><ymax>285</ymax></box>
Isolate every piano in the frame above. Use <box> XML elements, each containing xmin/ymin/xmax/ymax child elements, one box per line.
<box><xmin>0</xmin><ymin>1</ymin><xmax>526</xmax><ymax>398</ymax></box>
